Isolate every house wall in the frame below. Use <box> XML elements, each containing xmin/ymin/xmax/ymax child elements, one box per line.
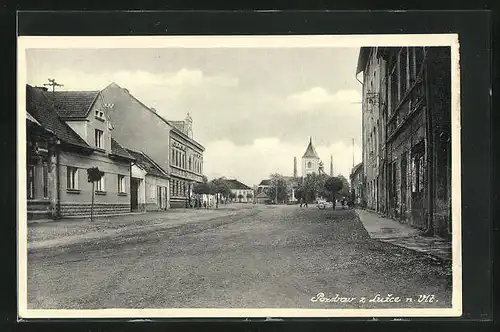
<box><xmin>65</xmin><ymin>121</ymin><xmax>88</xmax><ymax>145</ymax></box>
<box><xmin>131</xmin><ymin>164</ymin><xmax>147</xmax><ymax>211</ymax></box>
<box><xmin>144</xmin><ymin>175</ymin><xmax>170</xmax><ymax>211</ymax></box>
<box><xmin>231</xmin><ymin>189</ymin><xmax>254</xmax><ymax>203</ymax></box>
<box><xmin>361</xmin><ymin>48</ymin><xmax>386</xmax><ymax>212</ymax></box>
<box><xmin>100</xmin><ymin>83</ymin><xmax>172</xmax><ymax>175</ymax></box>
<box><xmin>58</xmin><ymin>150</ymin><xmax>131</xmax><ymax>217</ymax></box>
<box><xmin>169</xmin><ymin>131</ymin><xmax>204</xmax><ymax>208</ymax></box>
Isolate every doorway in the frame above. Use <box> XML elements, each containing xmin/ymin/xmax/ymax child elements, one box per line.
<box><xmin>131</xmin><ymin>177</ymin><xmax>140</xmax><ymax>211</ymax></box>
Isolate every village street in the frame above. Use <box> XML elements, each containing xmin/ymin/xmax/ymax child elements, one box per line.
<box><xmin>27</xmin><ymin>204</ymin><xmax>452</xmax><ymax>309</ymax></box>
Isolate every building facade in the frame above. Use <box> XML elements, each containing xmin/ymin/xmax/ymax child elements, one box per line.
<box><xmin>99</xmin><ymin>83</ymin><xmax>205</xmax><ymax>209</ymax></box>
<box><xmin>26</xmin><ymin>85</ymin><xmax>134</xmax><ymax>219</ymax></box>
<box><xmin>349</xmin><ymin>162</ymin><xmax>364</xmax><ymax>207</ymax></box>
<box><xmin>221</xmin><ymin>179</ymin><xmax>254</xmax><ymax>203</ymax></box>
<box><xmin>167</xmin><ymin>114</ymin><xmax>205</xmax><ymax>208</ymax></box>
<box><xmin>127</xmin><ymin>149</ymin><xmax>170</xmax><ymax>211</ymax></box>
<box><xmin>356</xmin><ymin>47</ymin><xmax>452</xmax><ymax>238</ymax></box>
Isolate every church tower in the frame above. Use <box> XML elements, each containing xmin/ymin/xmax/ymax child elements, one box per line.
<box><xmin>302</xmin><ymin>137</ymin><xmax>320</xmax><ymax>177</ymax></box>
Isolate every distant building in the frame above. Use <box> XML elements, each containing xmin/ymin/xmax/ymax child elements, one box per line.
<box><xmin>302</xmin><ymin>137</ymin><xmax>320</xmax><ymax>177</ymax></box>
<box><xmin>221</xmin><ymin>179</ymin><xmax>254</xmax><ymax>203</ymax></box>
<box><xmin>350</xmin><ymin>162</ymin><xmax>364</xmax><ymax>206</ymax></box>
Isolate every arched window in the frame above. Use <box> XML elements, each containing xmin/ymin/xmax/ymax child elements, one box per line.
<box><xmin>307</xmin><ymin>161</ymin><xmax>312</xmax><ymax>168</ymax></box>
<box><xmin>189</xmin><ymin>156</ymin><xmax>192</xmax><ymax>170</ymax></box>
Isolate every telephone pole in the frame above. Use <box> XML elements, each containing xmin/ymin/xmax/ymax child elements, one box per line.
<box><xmin>44</xmin><ymin>78</ymin><xmax>64</xmax><ymax>92</ymax></box>
<box><xmin>352</xmin><ymin>138</ymin><xmax>355</xmax><ymax>169</ymax></box>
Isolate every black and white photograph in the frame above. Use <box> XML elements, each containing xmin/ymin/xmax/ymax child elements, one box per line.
<box><xmin>17</xmin><ymin>35</ymin><xmax>461</xmax><ymax>318</ymax></box>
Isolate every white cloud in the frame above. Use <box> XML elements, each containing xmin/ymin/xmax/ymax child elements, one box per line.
<box><xmin>28</xmin><ymin>68</ymin><xmax>239</xmax><ymax>94</ymax></box>
<box><xmin>286</xmin><ymin>87</ymin><xmax>361</xmax><ymax>112</ymax></box>
<box><xmin>203</xmin><ymin>137</ymin><xmax>362</xmax><ymax>187</ymax></box>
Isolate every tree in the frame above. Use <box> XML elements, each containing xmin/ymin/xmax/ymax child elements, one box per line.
<box><xmin>238</xmin><ymin>194</ymin><xmax>244</xmax><ymax>202</ymax></box>
<box><xmin>337</xmin><ymin>174</ymin><xmax>351</xmax><ymax>199</ymax></box>
<box><xmin>268</xmin><ymin>173</ymin><xmax>289</xmax><ymax>204</ymax></box>
<box><xmin>324</xmin><ymin>176</ymin><xmax>344</xmax><ymax>208</ymax></box>
<box><xmin>246</xmin><ymin>192</ymin><xmax>253</xmax><ymax>201</ymax></box>
<box><xmin>193</xmin><ymin>175</ymin><xmax>210</xmax><ymax>196</ymax></box>
<box><xmin>86</xmin><ymin>167</ymin><xmax>104</xmax><ymax>221</ymax></box>
<box><xmin>301</xmin><ymin>173</ymin><xmax>328</xmax><ymax>203</ymax></box>
<box><xmin>229</xmin><ymin>192</ymin><xmax>237</xmax><ymax>202</ymax></box>
<box><xmin>209</xmin><ymin>177</ymin><xmax>231</xmax><ymax>208</ymax></box>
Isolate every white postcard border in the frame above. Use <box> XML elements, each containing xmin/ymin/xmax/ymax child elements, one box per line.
<box><xmin>17</xmin><ymin>34</ymin><xmax>462</xmax><ymax>319</ymax></box>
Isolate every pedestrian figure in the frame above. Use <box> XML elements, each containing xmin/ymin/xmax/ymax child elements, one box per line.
<box><xmin>299</xmin><ymin>198</ymin><xmax>302</xmax><ymax>208</ymax></box>
<box><xmin>304</xmin><ymin>199</ymin><xmax>308</xmax><ymax>208</ymax></box>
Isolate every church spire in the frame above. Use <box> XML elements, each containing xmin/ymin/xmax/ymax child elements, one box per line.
<box><xmin>302</xmin><ymin>137</ymin><xmax>319</xmax><ymax>159</ymax></box>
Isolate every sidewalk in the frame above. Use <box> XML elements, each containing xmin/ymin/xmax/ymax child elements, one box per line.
<box><xmin>355</xmin><ymin>209</ymin><xmax>452</xmax><ymax>261</ymax></box>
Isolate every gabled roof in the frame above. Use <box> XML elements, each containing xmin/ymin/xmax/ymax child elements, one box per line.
<box><xmin>350</xmin><ymin>162</ymin><xmax>363</xmax><ymax>176</ymax></box>
<box><xmin>302</xmin><ymin>138</ymin><xmax>320</xmax><ymax>159</ymax></box>
<box><xmin>110</xmin><ymin>138</ymin><xmax>134</xmax><ymax>160</ymax></box>
<box><xmin>259</xmin><ymin>179</ymin><xmax>271</xmax><ymax>186</ymax></box>
<box><xmin>26</xmin><ymin>85</ymin><xmax>91</xmax><ymax>149</ymax></box>
<box><xmin>222</xmin><ymin>179</ymin><xmax>252</xmax><ymax>190</ymax></box>
<box><xmin>126</xmin><ymin>148</ymin><xmax>169</xmax><ymax>179</ymax></box>
<box><xmin>256</xmin><ymin>192</ymin><xmax>270</xmax><ymax>199</ymax></box>
<box><xmin>45</xmin><ymin>90</ymin><xmax>100</xmax><ymax>119</ymax></box>
<box><xmin>356</xmin><ymin>47</ymin><xmax>371</xmax><ymax>75</ymax></box>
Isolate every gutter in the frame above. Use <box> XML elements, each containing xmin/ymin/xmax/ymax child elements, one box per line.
<box><xmin>55</xmin><ymin>139</ymin><xmax>61</xmax><ymax>219</ymax></box>
<box><xmin>422</xmin><ymin>48</ymin><xmax>434</xmax><ymax>236</ymax></box>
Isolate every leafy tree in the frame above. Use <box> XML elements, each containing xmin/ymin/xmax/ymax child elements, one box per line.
<box><xmin>193</xmin><ymin>176</ymin><xmax>210</xmax><ymax>195</ymax></box>
<box><xmin>300</xmin><ymin>173</ymin><xmax>329</xmax><ymax>203</ymax></box>
<box><xmin>86</xmin><ymin>167</ymin><xmax>104</xmax><ymax>221</ymax></box>
<box><xmin>324</xmin><ymin>176</ymin><xmax>344</xmax><ymax>208</ymax></box>
<box><xmin>337</xmin><ymin>174</ymin><xmax>351</xmax><ymax>199</ymax></box>
<box><xmin>229</xmin><ymin>192</ymin><xmax>237</xmax><ymax>202</ymax></box>
<box><xmin>238</xmin><ymin>194</ymin><xmax>244</xmax><ymax>202</ymax></box>
<box><xmin>246</xmin><ymin>192</ymin><xmax>253</xmax><ymax>200</ymax></box>
<box><xmin>209</xmin><ymin>177</ymin><xmax>231</xmax><ymax>208</ymax></box>
<box><xmin>268</xmin><ymin>173</ymin><xmax>289</xmax><ymax>204</ymax></box>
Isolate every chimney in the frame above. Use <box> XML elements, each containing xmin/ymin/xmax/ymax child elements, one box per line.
<box><xmin>330</xmin><ymin>155</ymin><xmax>333</xmax><ymax>176</ymax></box>
<box><xmin>293</xmin><ymin>157</ymin><xmax>297</xmax><ymax>178</ymax></box>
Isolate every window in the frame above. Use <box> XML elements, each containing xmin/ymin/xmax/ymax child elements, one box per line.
<box><xmin>307</xmin><ymin>161</ymin><xmax>312</xmax><ymax>168</ymax></box>
<box><xmin>171</xmin><ymin>150</ymin><xmax>175</xmax><ymax>165</ymax></box>
<box><xmin>118</xmin><ymin>174</ymin><xmax>126</xmax><ymax>193</ymax></box>
<box><xmin>43</xmin><ymin>163</ymin><xmax>49</xmax><ymax>198</ymax></box>
<box><xmin>95</xmin><ymin>129</ymin><xmax>104</xmax><ymax>149</ymax></box>
<box><xmin>27</xmin><ymin>165</ymin><xmax>35</xmax><ymax>199</ymax></box>
<box><xmin>189</xmin><ymin>156</ymin><xmax>192</xmax><ymax>170</ymax></box>
<box><xmin>96</xmin><ymin>173</ymin><xmax>105</xmax><ymax>192</ymax></box>
<box><xmin>95</xmin><ymin>109</ymin><xmax>104</xmax><ymax>120</ymax></box>
<box><xmin>67</xmin><ymin>166</ymin><xmax>79</xmax><ymax>189</ymax></box>
<box><xmin>400</xmin><ymin>48</ymin><xmax>408</xmax><ymax>95</ymax></box>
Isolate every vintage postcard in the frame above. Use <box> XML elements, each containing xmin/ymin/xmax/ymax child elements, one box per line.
<box><xmin>17</xmin><ymin>34</ymin><xmax>461</xmax><ymax>318</ymax></box>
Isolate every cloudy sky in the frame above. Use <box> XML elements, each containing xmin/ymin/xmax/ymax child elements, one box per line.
<box><xmin>26</xmin><ymin>47</ymin><xmax>363</xmax><ymax>187</ymax></box>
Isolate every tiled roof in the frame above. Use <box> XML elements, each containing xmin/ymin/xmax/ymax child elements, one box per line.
<box><xmin>26</xmin><ymin>85</ymin><xmax>91</xmax><ymax>149</ymax></box>
<box><xmin>45</xmin><ymin>90</ymin><xmax>100</xmax><ymax>119</ymax></box>
<box><xmin>303</xmin><ymin>138</ymin><xmax>320</xmax><ymax>158</ymax></box>
<box><xmin>168</xmin><ymin>121</ymin><xmax>185</xmax><ymax>132</ymax></box>
<box><xmin>256</xmin><ymin>192</ymin><xmax>270</xmax><ymax>199</ymax></box>
<box><xmin>110</xmin><ymin>138</ymin><xmax>134</xmax><ymax>160</ymax></box>
<box><xmin>222</xmin><ymin>179</ymin><xmax>252</xmax><ymax>190</ymax></box>
<box><xmin>259</xmin><ymin>179</ymin><xmax>271</xmax><ymax>186</ymax></box>
<box><xmin>351</xmin><ymin>162</ymin><xmax>363</xmax><ymax>176</ymax></box>
<box><xmin>126</xmin><ymin>149</ymin><xmax>169</xmax><ymax>178</ymax></box>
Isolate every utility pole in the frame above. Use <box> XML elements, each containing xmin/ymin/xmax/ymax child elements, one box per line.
<box><xmin>352</xmin><ymin>138</ymin><xmax>355</xmax><ymax>169</ymax></box>
<box><xmin>44</xmin><ymin>78</ymin><xmax>64</xmax><ymax>92</ymax></box>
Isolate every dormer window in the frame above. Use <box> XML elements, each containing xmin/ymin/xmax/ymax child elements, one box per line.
<box><xmin>95</xmin><ymin>109</ymin><xmax>105</xmax><ymax>120</ymax></box>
